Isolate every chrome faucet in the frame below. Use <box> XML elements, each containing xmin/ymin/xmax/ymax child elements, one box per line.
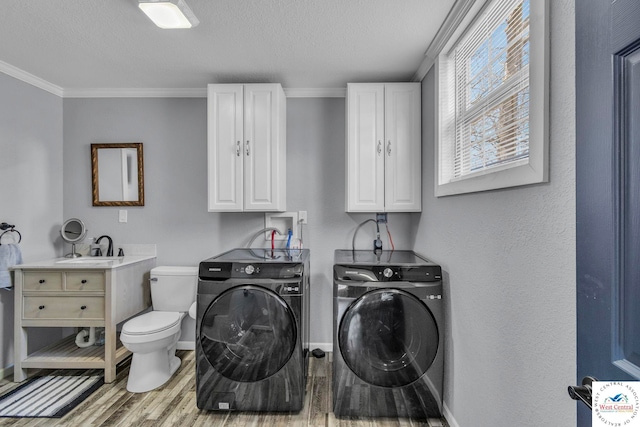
<box><xmin>95</xmin><ymin>235</ymin><xmax>113</xmax><ymax>257</ymax></box>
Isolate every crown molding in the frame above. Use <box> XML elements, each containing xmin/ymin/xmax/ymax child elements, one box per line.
<box><xmin>0</xmin><ymin>60</ymin><xmax>63</xmax><ymax>97</ymax></box>
<box><xmin>0</xmin><ymin>66</ymin><xmax>347</xmax><ymax>99</ymax></box>
<box><xmin>412</xmin><ymin>0</ymin><xmax>479</xmax><ymax>82</ymax></box>
<box><xmin>284</xmin><ymin>88</ymin><xmax>346</xmax><ymax>98</ymax></box>
<box><xmin>62</xmin><ymin>87</ymin><xmax>207</xmax><ymax>98</ymax></box>
<box><xmin>64</xmin><ymin>87</ymin><xmax>347</xmax><ymax>98</ymax></box>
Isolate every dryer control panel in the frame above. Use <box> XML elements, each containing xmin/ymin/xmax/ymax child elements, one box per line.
<box><xmin>334</xmin><ymin>265</ymin><xmax>442</xmax><ymax>282</ymax></box>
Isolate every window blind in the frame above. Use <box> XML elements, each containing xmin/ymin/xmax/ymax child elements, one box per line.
<box><xmin>453</xmin><ymin>0</ymin><xmax>530</xmax><ymax>179</ymax></box>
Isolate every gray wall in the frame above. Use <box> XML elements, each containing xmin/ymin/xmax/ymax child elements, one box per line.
<box><xmin>62</xmin><ymin>96</ymin><xmax>416</xmax><ymax>348</ymax></box>
<box><xmin>412</xmin><ymin>1</ymin><xmax>576</xmax><ymax>426</ymax></box>
<box><xmin>0</xmin><ymin>73</ymin><xmax>65</xmax><ymax>375</ymax></box>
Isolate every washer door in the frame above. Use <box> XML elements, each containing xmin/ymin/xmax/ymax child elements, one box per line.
<box><xmin>338</xmin><ymin>288</ymin><xmax>438</xmax><ymax>387</ymax></box>
<box><xmin>200</xmin><ymin>285</ymin><xmax>296</xmax><ymax>382</ymax></box>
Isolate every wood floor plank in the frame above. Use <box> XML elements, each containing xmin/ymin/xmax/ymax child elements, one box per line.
<box><xmin>0</xmin><ymin>351</ymin><xmax>449</xmax><ymax>427</ymax></box>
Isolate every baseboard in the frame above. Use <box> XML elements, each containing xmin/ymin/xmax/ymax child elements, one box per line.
<box><xmin>0</xmin><ymin>365</ymin><xmax>14</xmax><ymax>381</ymax></box>
<box><xmin>309</xmin><ymin>342</ymin><xmax>333</xmax><ymax>352</ymax></box>
<box><xmin>176</xmin><ymin>341</ymin><xmax>195</xmax><ymax>351</ymax></box>
<box><xmin>443</xmin><ymin>402</ymin><xmax>460</xmax><ymax>427</ymax></box>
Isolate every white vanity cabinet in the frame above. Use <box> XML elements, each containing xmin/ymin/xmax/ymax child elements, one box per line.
<box><xmin>207</xmin><ymin>83</ymin><xmax>286</xmax><ymax>212</ymax></box>
<box><xmin>12</xmin><ymin>256</ymin><xmax>156</xmax><ymax>383</ymax></box>
<box><xmin>346</xmin><ymin>83</ymin><xmax>422</xmax><ymax>212</ymax></box>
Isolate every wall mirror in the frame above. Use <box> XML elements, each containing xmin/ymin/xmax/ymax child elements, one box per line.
<box><xmin>91</xmin><ymin>143</ymin><xmax>144</xmax><ymax>206</ymax></box>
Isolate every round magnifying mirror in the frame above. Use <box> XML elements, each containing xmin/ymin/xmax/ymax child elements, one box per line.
<box><xmin>60</xmin><ymin>218</ymin><xmax>87</xmax><ymax>258</ymax></box>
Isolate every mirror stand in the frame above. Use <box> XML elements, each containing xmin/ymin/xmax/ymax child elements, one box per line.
<box><xmin>66</xmin><ymin>243</ymin><xmax>81</xmax><ymax>258</ymax></box>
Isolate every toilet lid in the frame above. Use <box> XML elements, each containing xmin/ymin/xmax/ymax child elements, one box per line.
<box><xmin>122</xmin><ymin>311</ymin><xmax>182</xmax><ymax>335</ymax></box>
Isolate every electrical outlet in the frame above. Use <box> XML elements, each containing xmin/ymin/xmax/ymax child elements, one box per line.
<box><xmin>299</xmin><ymin>211</ymin><xmax>308</xmax><ymax>224</ymax></box>
<box><xmin>119</xmin><ymin>210</ymin><xmax>128</xmax><ymax>223</ymax></box>
<box><xmin>376</xmin><ymin>213</ymin><xmax>387</xmax><ymax>223</ymax></box>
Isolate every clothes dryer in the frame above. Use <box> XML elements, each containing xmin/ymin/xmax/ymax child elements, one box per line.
<box><xmin>333</xmin><ymin>250</ymin><xmax>443</xmax><ymax>418</ymax></box>
<box><xmin>196</xmin><ymin>248</ymin><xmax>310</xmax><ymax>412</ymax></box>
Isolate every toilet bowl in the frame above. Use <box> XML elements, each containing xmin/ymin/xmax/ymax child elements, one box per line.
<box><xmin>120</xmin><ymin>266</ymin><xmax>198</xmax><ymax>393</ymax></box>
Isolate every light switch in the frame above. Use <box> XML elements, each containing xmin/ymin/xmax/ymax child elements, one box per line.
<box><xmin>119</xmin><ymin>210</ymin><xmax>128</xmax><ymax>223</ymax></box>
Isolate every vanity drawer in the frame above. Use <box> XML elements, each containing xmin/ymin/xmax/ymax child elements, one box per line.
<box><xmin>23</xmin><ymin>272</ymin><xmax>63</xmax><ymax>291</ymax></box>
<box><xmin>23</xmin><ymin>296</ymin><xmax>105</xmax><ymax>320</ymax></box>
<box><xmin>66</xmin><ymin>272</ymin><xmax>105</xmax><ymax>291</ymax></box>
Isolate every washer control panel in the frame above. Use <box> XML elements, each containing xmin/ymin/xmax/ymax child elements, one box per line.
<box><xmin>200</xmin><ymin>262</ymin><xmax>303</xmax><ymax>279</ymax></box>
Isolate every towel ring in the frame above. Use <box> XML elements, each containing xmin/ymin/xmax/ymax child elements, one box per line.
<box><xmin>0</xmin><ymin>223</ymin><xmax>21</xmax><ymax>245</ymax></box>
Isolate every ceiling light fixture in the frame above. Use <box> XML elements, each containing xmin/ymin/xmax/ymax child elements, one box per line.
<box><xmin>138</xmin><ymin>0</ymin><xmax>199</xmax><ymax>29</ymax></box>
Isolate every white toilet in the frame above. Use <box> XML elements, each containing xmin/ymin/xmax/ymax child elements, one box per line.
<box><xmin>120</xmin><ymin>266</ymin><xmax>198</xmax><ymax>393</ymax></box>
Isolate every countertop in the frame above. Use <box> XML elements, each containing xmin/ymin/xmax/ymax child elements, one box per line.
<box><xmin>10</xmin><ymin>255</ymin><xmax>156</xmax><ymax>270</ymax></box>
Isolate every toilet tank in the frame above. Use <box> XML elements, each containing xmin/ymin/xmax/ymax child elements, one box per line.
<box><xmin>150</xmin><ymin>266</ymin><xmax>198</xmax><ymax>312</ymax></box>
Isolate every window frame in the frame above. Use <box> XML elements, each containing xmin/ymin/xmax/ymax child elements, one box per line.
<box><xmin>435</xmin><ymin>0</ymin><xmax>548</xmax><ymax>197</ymax></box>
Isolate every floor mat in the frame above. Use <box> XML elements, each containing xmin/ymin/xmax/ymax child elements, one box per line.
<box><xmin>0</xmin><ymin>375</ymin><xmax>103</xmax><ymax>418</ymax></box>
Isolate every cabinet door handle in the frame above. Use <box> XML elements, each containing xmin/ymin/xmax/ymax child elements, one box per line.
<box><xmin>377</xmin><ymin>141</ymin><xmax>382</xmax><ymax>155</ymax></box>
<box><xmin>39</xmin><ymin>279</ymin><xmax>46</xmax><ymax>284</ymax></box>
<box><xmin>387</xmin><ymin>141</ymin><xmax>392</xmax><ymax>156</ymax></box>
<box><xmin>39</xmin><ymin>305</ymin><xmax>45</xmax><ymax>310</ymax></box>
<box><xmin>236</xmin><ymin>141</ymin><xmax>241</xmax><ymax>157</ymax></box>
<box><xmin>81</xmin><ymin>305</ymin><xmax>87</xmax><ymax>310</ymax></box>
<box><xmin>246</xmin><ymin>140</ymin><xmax>250</xmax><ymax>156</ymax></box>
<box><xmin>81</xmin><ymin>279</ymin><xmax>87</xmax><ymax>284</ymax></box>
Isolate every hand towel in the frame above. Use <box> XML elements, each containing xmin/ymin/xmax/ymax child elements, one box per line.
<box><xmin>0</xmin><ymin>243</ymin><xmax>23</xmax><ymax>289</ymax></box>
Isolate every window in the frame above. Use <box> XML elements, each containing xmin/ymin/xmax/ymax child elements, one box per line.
<box><xmin>436</xmin><ymin>0</ymin><xmax>548</xmax><ymax>196</ymax></box>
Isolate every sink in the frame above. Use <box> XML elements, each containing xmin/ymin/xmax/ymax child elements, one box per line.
<box><xmin>56</xmin><ymin>257</ymin><xmax>117</xmax><ymax>264</ymax></box>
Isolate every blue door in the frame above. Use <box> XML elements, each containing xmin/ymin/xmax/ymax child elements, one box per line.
<box><xmin>576</xmin><ymin>0</ymin><xmax>640</xmax><ymax>425</ymax></box>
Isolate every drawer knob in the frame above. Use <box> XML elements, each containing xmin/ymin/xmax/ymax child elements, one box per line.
<box><xmin>39</xmin><ymin>305</ymin><xmax>45</xmax><ymax>310</ymax></box>
<box><xmin>81</xmin><ymin>279</ymin><xmax>88</xmax><ymax>284</ymax></box>
<box><xmin>39</xmin><ymin>279</ymin><xmax>46</xmax><ymax>284</ymax></box>
<box><xmin>81</xmin><ymin>305</ymin><xmax>87</xmax><ymax>310</ymax></box>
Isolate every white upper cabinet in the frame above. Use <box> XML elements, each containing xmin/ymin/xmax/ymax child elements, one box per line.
<box><xmin>346</xmin><ymin>83</ymin><xmax>421</xmax><ymax>212</ymax></box>
<box><xmin>207</xmin><ymin>84</ymin><xmax>286</xmax><ymax>212</ymax></box>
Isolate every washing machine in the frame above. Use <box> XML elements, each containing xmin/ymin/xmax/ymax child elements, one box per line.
<box><xmin>196</xmin><ymin>248</ymin><xmax>310</xmax><ymax>412</ymax></box>
<box><xmin>333</xmin><ymin>249</ymin><xmax>443</xmax><ymax>418</ymax></box>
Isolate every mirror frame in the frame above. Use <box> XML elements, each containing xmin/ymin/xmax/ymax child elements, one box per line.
<box><xmin>91</xmin><ymin>142</ymin><xmax>144</xmax><ymax>206</ymax></box>
<box><xmin>60</xmin><ymin>218</ymin><xmax>87</xmax><ymax>243</ymax></box>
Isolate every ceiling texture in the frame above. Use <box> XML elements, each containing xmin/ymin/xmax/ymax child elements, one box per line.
<box><xmin>0</xmin><ymin>0</ymin><xmax>458</xmax><ymax>96</ymax></box>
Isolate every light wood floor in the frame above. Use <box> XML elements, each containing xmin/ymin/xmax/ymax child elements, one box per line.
<box><xmin>0</xmin><ymin>351</ymin><xmax>449</xmax><ymax>427</ymax></box>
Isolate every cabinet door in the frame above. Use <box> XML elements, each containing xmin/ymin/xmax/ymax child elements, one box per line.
<box><xmin>346</xmin><ymin>84</ymin><xmax>385</xmax><ymax>212</ymax></box>
<box><xmin>243</xmin><ymin>84</ymin><xmax>286</xmax><ymax>211</ymax></box>
<box><xmin>384</xmin><ymin>83</ymin><xmax>422</xmax><ymax>212</ymax></box>
<box><xmin>208</xmin><ymin>84</ymin><xmax>244</xmax><ymax>211</ymax></box>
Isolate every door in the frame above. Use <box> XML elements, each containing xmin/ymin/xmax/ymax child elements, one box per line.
<box><xmin>576</xmin><ymin>0</ymin><xmax>640</xmax><ymax>424</ymax></box>
<box><xmin>199</xmin><ymin>285</ymin><xmax>297</xmax><ymax>382</ymax></box>
<box><xmin>337</xmin><ymin>288</ymin><xmax>438</xmax><ymax>387</ymax></box>
<box><xmin>346</xmin><ymin>83</ymin><xmax>386</xmax><ymax>212</ymax></box>
<box><xmin>384</xmin><ymin>83</ymin><xmax>422</xmax><ymax>212</ymax></box>
<box><xmin>243</xmin><ymin>84</ymin><xmax>286</xmax><ymax>211</ymax></box>
<box><xmin>207</xmin><ymin>84</ymin><xmax>244</xmax><ymax>211</ymax></box>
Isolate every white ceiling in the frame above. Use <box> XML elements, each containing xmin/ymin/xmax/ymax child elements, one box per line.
<box><xmin>0</xmin><ymin>0</ymin><xmax>457</xmax><ymax>95</ymax></box>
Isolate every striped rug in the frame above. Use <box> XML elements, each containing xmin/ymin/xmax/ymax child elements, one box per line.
<box><xmin>0</xmin><ymin>375</ymin><xmax>103</xmax><ymax>418</ymax></box>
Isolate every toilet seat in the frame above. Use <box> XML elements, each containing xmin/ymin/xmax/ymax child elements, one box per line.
<box><xmin>120</xmin><ymin>311</ymin><xmax>184</xmax><ymax>344</ymax></box>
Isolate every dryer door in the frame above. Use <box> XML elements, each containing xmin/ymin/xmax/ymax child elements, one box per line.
<box><xmin>338</xmin><ymin>288</ymin><xmax>438</xmax><ymax>387</ymax></box>
<box><xmin>200</xmin><ymin>284</ymin><xmax>297</xmax><ymax>382</ymax></box>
